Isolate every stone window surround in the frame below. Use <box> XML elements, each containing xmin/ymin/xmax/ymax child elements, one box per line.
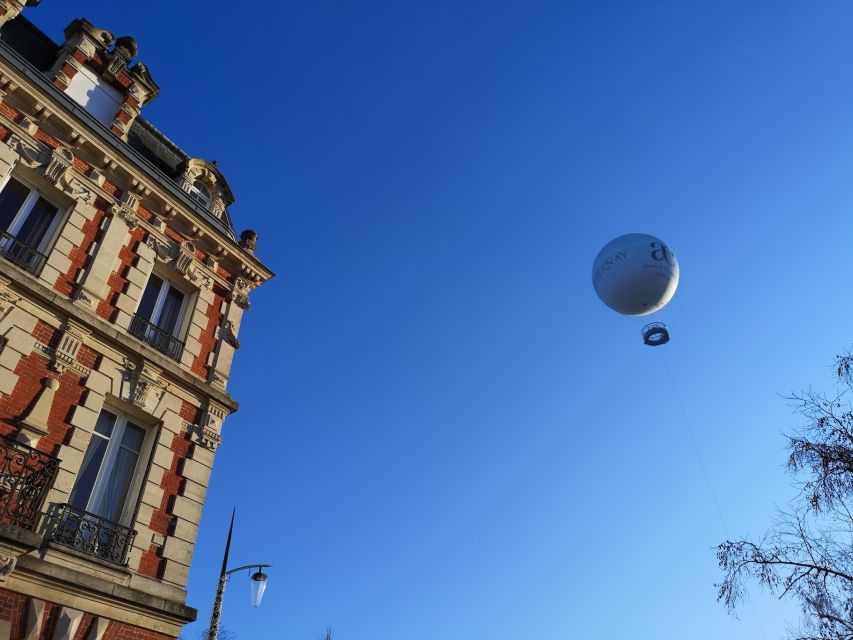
<box><xmin>65</xmin><ymin>403</ymin><xmax>158</xmax><ymax>531</ymax></box>
<box><xmin>0</xmin><ymin>169</ymin><xmax>66</xmax><ymax>257</ymax></box>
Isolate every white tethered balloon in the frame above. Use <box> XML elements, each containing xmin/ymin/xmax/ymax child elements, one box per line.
<box><xmin>592</xmin><ymin>233</ymin><xmax>679</xmax><ymax>346</ymax></box>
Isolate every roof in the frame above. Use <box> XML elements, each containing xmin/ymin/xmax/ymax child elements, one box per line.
<box><xmin>0</xmin><ymin>15</ymin><xmax>236</xmax><ymax>238</ymax></box>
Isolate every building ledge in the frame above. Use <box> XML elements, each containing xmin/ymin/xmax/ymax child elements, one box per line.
<box><xmin>0</xmin><ymin>256</ymin><xmax>239</xmax><ymax>413</ymax></box>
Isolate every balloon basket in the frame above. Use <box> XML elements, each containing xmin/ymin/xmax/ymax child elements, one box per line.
<box><xmin>642</xmin><ymin>322</ymin><xmax>670</xmax><ymax>347</ymax></box>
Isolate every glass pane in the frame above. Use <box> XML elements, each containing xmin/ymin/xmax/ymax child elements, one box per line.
<box><xmin>16</xmin><ymin>197</ymin><xmax>58</xmax><ymax>249</ymax></box>
<box><xmin>0</xmin><ymin>178</ymin><xmax>29</xmax><ymax>232</ymax></box>
<box><xmin>94</xmin><ymin>410</ymin><xmax>117</xmax><ymax>437</ymax></box>
<box><xmin>68</xmin><ymin>435</ymin><xmax>109</xmax><ymax>512</ymax></box>
<box><xmin>120</xmin><ymin>423</ymin><xmax>145</xmax><ymax>453</ymax></box>
<box><xmin>95</xmin><ymin>446</ymin><xmax>140</xmax><ymax>522</ymax></box>
<box><xmin>136</xmin><ymin>275</ymin><xmax>163</xmax><ymax>322</ymax></box>
<box><xmin>156</xmin><ymin>285</ymin><xmax>185</xmax><ymax>335</ymax></box>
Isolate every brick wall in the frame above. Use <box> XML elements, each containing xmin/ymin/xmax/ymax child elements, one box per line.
<box><xmin>0</xmin><ymin>321</ymin><xmax>99</xmax><ymax>455</ymax></box>
<box><xmin>0</xmin><ymin>588</ymin><xmax>178</xmax><ymax>640</ymax></box>
<box><xmin>191</xmin><ymin>285</ymin><xmax>226</xmax><ymax>379</ymax></box>
<box><xmin>138</xmin><ymin>401</ymin><xmax>199</xmax><ymax>578</ymax></box>
<box><xmin>96</xmin><ymin>226</ymin><xmax>147</xmax><ymax>322</ymax></box>
<box><xmin>0</xmin><ymin>589</ymin><xmax>26</xmax><ymax>638</ymax></box>
<box><xmin>54</xmin><ymin>198</ymin><xmax>108</xmax><ymax>298</ymax></box>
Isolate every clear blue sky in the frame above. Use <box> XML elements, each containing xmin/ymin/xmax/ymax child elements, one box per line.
<box><xmin>30</xmin><ymin>1</ymin><xmax>853</xmax><ymax>638</ymax></box>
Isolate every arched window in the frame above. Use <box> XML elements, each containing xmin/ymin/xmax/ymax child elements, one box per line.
<box><xmin>188</xmin><ymin>179</ymin><xmax>211</xmax><ymax>209</ymax></box>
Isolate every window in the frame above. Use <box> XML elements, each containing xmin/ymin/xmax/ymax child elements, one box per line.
<box><xmin>188</xmin><ymin>179</ymin><xmax>211</xmax><ymax>209</ymax></box>
<box><xmin>65</xmin><ymin>65</ymin><xmax>123</xmax><ymax>125</ymax></box>
<box><xmin>0</xmin><ymin>176</ymin><xmax>61</xmax><ymax>274</ymax></box>
<box><xmin>129</xmin><ymin>273</ymin><xmax>187</xmax><ymax>359</ymax></box>
<box><xmin>68</xmin><ymin>409</ymin><xmax>147</xmax><ymax>524</ymax></box>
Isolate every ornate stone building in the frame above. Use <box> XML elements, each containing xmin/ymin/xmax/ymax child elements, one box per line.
<box><xmin>0</xmin><ymin>3</ymin><xmax>272</xmax><ymax>638</ymax></box>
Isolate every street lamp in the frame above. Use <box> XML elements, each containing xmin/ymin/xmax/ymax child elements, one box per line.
<box><xmin>207</xmin><ymin>509</ymin><xmax>272</xmax><ymax>639</ymax></box>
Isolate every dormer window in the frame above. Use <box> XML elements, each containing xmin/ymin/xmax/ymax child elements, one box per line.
<box><xmin>188</xmin><ymin>180</ymin><xmax>211</xmax><ymax>209</ymax></box>
<box><xmin>65</xmin><ymin>65</ymin><xmax>123</xmax><ymax>125</ymax></box>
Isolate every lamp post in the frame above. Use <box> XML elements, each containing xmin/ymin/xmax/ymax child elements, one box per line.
<box><xmin>207</xmin><ymin>509</ymin><xmax>272</xmax><ymax>640</ymax></box>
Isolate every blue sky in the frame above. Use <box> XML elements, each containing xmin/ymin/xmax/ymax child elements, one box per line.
<box><xmin>29</xmin><ymin>1</ymin><xmax>853</xmax><ymax>638</ymax></box>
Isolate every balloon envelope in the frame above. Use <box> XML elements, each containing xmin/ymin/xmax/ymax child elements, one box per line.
<box><xmin>592</xmin><ymin>233</ymin><xmax>679</xmax><ymax>316</ymax></box>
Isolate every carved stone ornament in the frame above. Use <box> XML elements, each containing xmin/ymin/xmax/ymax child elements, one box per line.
<box><xmin>0</xmin><ymin>554</ymin><xmax>16</xmax><ymax>582</ymax></box>
<box><xmin>59</xmin><ymin>175</ymin><xmax>95</xmax><ymax>204</ymax></box>
<box><xmin>7</xmin><ymin>134</ymin><xmax>49</xmax><ymax>168</ymax></box>
<box><xmin>112</xmin><ymin>203</ymin><xmax>138</xmax><ymax>229</ymax></box>
<box><xmin>147</xmin><ymin>235</ymin><xmax>177</xmax><ymax>262</ymax></box>
<box><xmin>175</xmin><ymin>241</ymin><xmax>195</xmax><ymax>276</ymax></box>
<box><xmin>43</xmin><ymin>146</ymin><xmax>74</xmax><ymax>184</ymax></box>
<box><xmin>220</xmin><ymin>320</ymin><xmax>240</xmax><ymax>350</ymax></box>
<box><xmin>122</xmin><ymin>359</ymin><xmax>164</xmax><ymax>409</ymax></box>
<box><xmin>49</xmin><ymin>321</ymin><xmax>88</xmax><ymax>374</ymax></box>
<box><xmin>191</xmin><ymin>403</ymin><xmax>227</xmax><ymax>450</ymax></box>
<box><xmin>230</xmin><ymin>277</ymin><xmax>252</xmax><ymax>310</ymax></box>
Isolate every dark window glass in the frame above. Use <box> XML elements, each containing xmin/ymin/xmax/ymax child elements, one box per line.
<box><xmin>16</xmin><ymin>196</ymin><xmax>58</xmax><ymax>249</ymax></box>
<box><xmin>157</xmin><ymin>286</ymin><xmax>185</xmax><ymax>335</ymax></box>
<box><xmin>0</xmin><ymin>178</ymin><xmax>29</xmax><ymax>232</ymax></box>
<box><xmin>68</xmin><ymin>411</ymin><xmax>117</xmax><ymax>512</ymax></box>
<box><xmin>136</xmin><ymin>275</ymin><xmax>163</xmax><ymax>322</ymax></box>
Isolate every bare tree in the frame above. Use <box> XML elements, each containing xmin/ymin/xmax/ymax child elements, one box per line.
<box><xmin>178</xmin><ymin>627</ymin><xmax>235</xmax><ymax>640</ymax></box>
<box><xmin>717</xmin><ymin>352</ymin><xmax>853</xmax><ymax>639</ymax></box>
<box><xmin>320</xmin><ymin>627</ymin><xmax>333</xmax><ymax>640</ymax></box>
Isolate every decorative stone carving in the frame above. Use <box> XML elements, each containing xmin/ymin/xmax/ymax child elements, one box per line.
<box><xmin>49</xmin><ymin>321</ymin><xmax>89</xmax><ymax>374</ymax></box>
<box><xmin>147</xmin><ymin>235</ymin><xmax>175</xmax><ymax>262</ymax></box>
<box><xmin>220</xmin><ymin>320</ymin><xmax>240</xmax><ymax>350</ymax></box>
<box><xmin>112</xmin><ymin>203</ymin><xmax>138</xmax><ymax>229</ymax></box>
<box><xmin>175</xmin><ymin>241</ymin><xmax>195</xmax><ymax>276</ymax></box>
<box><xmin>145</xmin><ymin>236</ymin><xmax>207</xmax><ymax>285</ymax></box>
<box><xmin>122</xmin><ymin>359</ymin><xmax>164</xmax><ymax>410</ymax></box>
<box><xmin>59</xmin><ymin>175</ymin><xmax>95</xmax><ymax>204</ymax></box>
<box><xmin>230</xmin><ymin>277</ymin><xmax>252</xmax><ymax>310</ymax></box>
<box><xmin>7</xmin><ymin>134</ymin><xmax>48</xmax><ymax>168</ymax></box>
<box><xmin>239</xmin><ymin>230</ymin><xmax>257</xmax><ymax>254</ymax></box>
<box><xmin>178</xmin><ymin>158</ymin><xmax>235</xmax><ymax>219</ymax></box>
<box><xmin>43</xmin><ymin>147</ymin><xmax>74</xmax><ymax>184</ymax></box>
<box><xmin>0</xmin><ymin>554</ymin><xmax>16</xmax><ymax>582</ymax></box>
<box><xmin>191</xmin><ymin>402</ymin><xmax>227</xmax><ymax>450</ymax></box>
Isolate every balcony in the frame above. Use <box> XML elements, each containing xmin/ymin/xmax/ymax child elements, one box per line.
<box><xmin>128</xmin><ymin>314</ymin><xmax>185</xmax><ymax>361</ymax></box>
<box><xmin>49</xmin><ymin>504</ymin><xmax>137</xmax><ymax>567</ymax></box>
<box><xmin>0</xmin><ymin>230</ymin><xmax>47</xmax><ymax>276</ymax></box>
<box><xmin>0</xmin><ymin>435</ymin><xmax>59</xmax><ymax>531</ymax></box>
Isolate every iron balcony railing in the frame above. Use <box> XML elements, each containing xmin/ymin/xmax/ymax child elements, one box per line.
<box><xmin>0</xmin><ymin>435</ymin><xmax>59</xmax><ymax>530</ymax></box>
<box><xmin>49</xmin><ymin>504</ymin><xmax>136</xmax><ymax>566</ymax></box>
<box><xmin>128</xmin><ymin>314</ymin><xmax>185</xmax><ymax>361</ymax></box>
<box><xmin>0</xmin><ymin>230</ymin><xmax>47</xmax><ymax>275</ymax></box>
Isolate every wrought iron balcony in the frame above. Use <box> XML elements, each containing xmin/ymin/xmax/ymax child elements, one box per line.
<box><xmin>0</xmin><ymin>435</ymin><xmax>58</xmax><ymax>530</ymax></box>
<box><xmin>128</xmin><ymin>314</ymin><xmax>185</xmax><ymax>361</ymax></box>
<box><xmin>49</xmin><ymin>504</ymin><xmax>136</xmax><ymax>566</ymax></box>
<box><xmin>0</xmin><ymin>230</ymin><xmax>47</xmax><ymax>275</ymax></box>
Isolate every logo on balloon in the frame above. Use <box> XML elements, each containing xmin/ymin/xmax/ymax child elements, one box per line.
<box><xmin>650</xmin><ymin>242</ymin><xmax>675</xmax><ymax>267</ymax></box>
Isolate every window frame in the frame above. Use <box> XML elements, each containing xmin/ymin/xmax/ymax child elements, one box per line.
<box><xmin>0</xmin><ymin>173</ymin><xmax>64</xmax><ymax>255</ymax></box>
<box><xmin>188</xmin><ymin>179</ymin><xmax>212</xmax><ymax>209</ymax></box>
<box><xmin>64</xmin><ymin>64</ymin><xmax>124</xmax><ymax>126</ymax></box>
<box><xmin>68</xmin><ymin>407</ymin><xmax>155</xmax><ymax>527</ymax></box>
<box><xmin>136</xmin><ymin>272</ymin><xmax>191</xmax><ymax>339</ymax></box>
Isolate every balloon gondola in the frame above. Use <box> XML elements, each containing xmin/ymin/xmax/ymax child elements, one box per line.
<box><xmin>641</xmin><ymin>322</ymin><xmax>670</xmax><ymax>346</ymax></box>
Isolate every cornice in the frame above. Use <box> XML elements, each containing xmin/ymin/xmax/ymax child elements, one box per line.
<box><xmin>0</xmin><ymin>258</ymin><xmax>239</xmax><ymax>413</ymax></box>
<box><xmin>0</xmin><ymin>38</ymin><xmax>273</xmax><ymax>283</ymax></box>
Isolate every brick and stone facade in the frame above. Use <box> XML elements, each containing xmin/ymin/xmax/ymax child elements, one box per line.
<box><xmin>0</xmin><ymin>4</ymin><xmax>272</xmax><ymax>639</ymax></box>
